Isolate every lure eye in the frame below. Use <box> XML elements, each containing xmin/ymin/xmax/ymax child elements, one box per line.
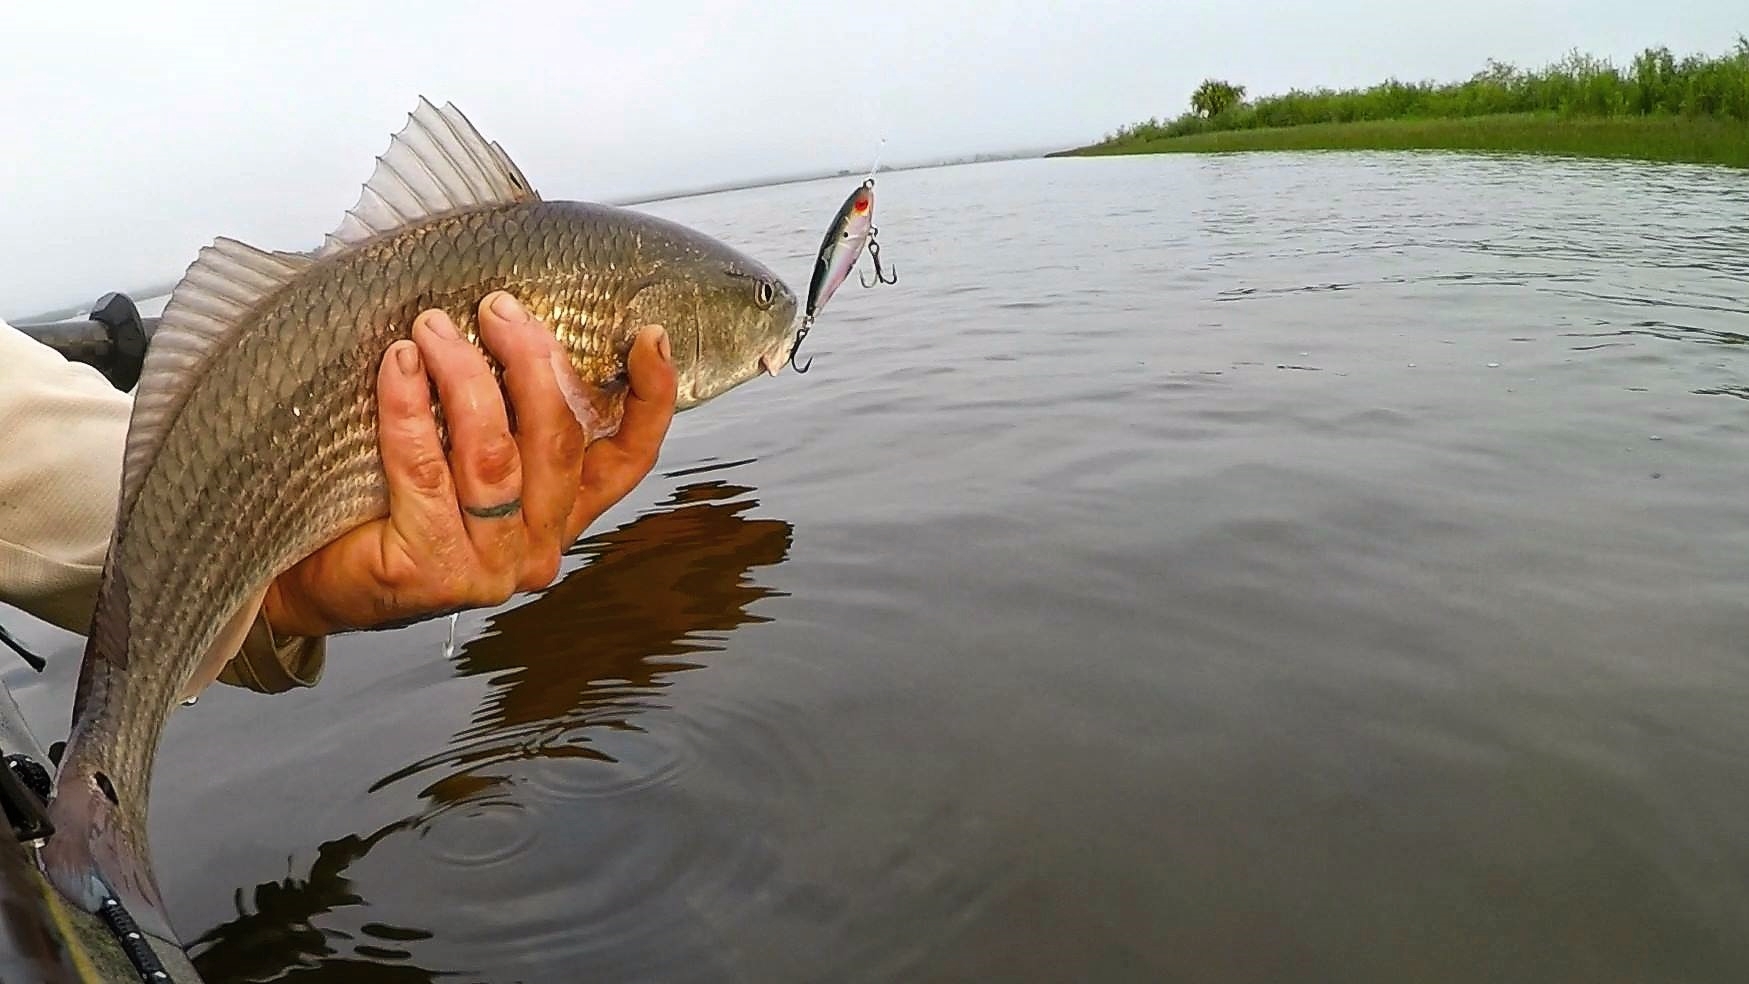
<box><xmin>755</xmin><ymin>280</ymin><xmax>776</xmax><ymax>309</ymax></box>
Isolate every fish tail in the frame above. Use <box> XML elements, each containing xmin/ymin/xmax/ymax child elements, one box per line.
<box><xmin>41</xmin><ymin>552</ymin><xmax>179</xmax><ymax>943</ymax></box>
<box><xmin>40</xmin><ymin>753</ymin><xmax>179</xmax><ymax>947</ymax></box>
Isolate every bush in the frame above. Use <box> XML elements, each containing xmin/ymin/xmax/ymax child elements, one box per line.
<box><xmin>1113</xmin><ymin>37</ymin><xmax>1749</xmax><ymax>144</ymax></box>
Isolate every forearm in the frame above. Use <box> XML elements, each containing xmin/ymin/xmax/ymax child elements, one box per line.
<box><xmin>0</xmin><ymin>318</ymin><xmax>130</xmax><ymax>634</ymax></box>
<box><xmin>0</xmin><ymin>317</ymin><xmax>323</xmax><ymax>690</ymax></box>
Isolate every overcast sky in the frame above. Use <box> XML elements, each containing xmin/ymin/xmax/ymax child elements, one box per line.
<box><xmin>2</xmin><ymin>1</ymin><xmax>1741</xmax><ymax>316</ymax></box>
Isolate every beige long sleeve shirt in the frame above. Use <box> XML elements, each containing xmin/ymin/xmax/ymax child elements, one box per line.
<box><xmin>0</xmin><ymin>316</ymin><xmax>323</xmax><ymax>693</ymax></box>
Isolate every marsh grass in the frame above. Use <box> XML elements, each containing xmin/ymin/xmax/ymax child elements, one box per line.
<box><xmin>1068</xmin><ymin>39</ymin><xmax>1749</xmax><ymax>168</ymax></box>
<box><xmin>1074</xmin><ymin>114</ymin><xmax>1749</xmax><ymax>168</ymax></box>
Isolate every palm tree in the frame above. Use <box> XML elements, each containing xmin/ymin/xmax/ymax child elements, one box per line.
<box><xmin>1191</xmin><ymin>79</ymin><xmax>1247</xmax><ymax>118</ymax></box>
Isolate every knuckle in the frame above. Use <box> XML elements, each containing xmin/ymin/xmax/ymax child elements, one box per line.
<box><xmin>509</xmin><ymin>325</ymin><xmax>554</xmax><ymax>359</ymax></box>
<box><xmin>485</xmin><ymin>333</ymin><xmax>530</xmax><ymax>370</ymax></box>
<box><xmin>381</xmin><ymin>558</ymin><xmax>437</xmax><ymax>604</ymax></box>
<box><xmin>377</xmin><ymin>377</ymin><xmax>419</xmax><ymax>418</ymax></box>
<box><xmin>428</xmin><ymin>351</ymin><xmax>494</xmax><ymax>394</ymax></box>
<box><xmin>402</xmin><ymin>446</ymin><xmax>451</xmax><ymax>496</ymax></box>
<box><xmin>469</xmin><ymin>434</ymin><xmax>522</xmax><ymax>488</ymax></box>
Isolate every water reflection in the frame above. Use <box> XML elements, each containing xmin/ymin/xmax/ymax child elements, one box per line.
<box><xmin>374</xmin><ymin>477</ymin><xmax>794</xmax><ymax>801</ymax></box>
<box><xmin>189</xmin><ymin>479</ymin><xmax>793</xmax><ymax>981</ymax></box>
<box><xmin>189</xmin><ymin>820</ymin><xmax>442</xmax><ymax>984</ymax></box>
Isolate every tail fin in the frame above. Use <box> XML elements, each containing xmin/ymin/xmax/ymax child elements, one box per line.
<box><xmin>39</xmin><ymin>762</ymin><xmax>179</xmax><ymax>947</ymax></box>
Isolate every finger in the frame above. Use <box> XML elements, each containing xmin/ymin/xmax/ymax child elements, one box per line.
<box><xmin>414</xmin><ymin>310</ymin><xmax>526</xmax><ymax>597</ymax></box>
<box><xmin>477</xmin><ymin>291</ymin><xmax>582</xmax><ymax>590</ymax></box>
<box><xmin>567</xmin><ymin>324</ymin><xmax>677</xmax><ymax>540</ymax></box>
<box><xmin>273</xmin><ymin>340</ymin><xmax>468</xmax><ymax>633</ymax></box>
<box><xmin>375</xmin><ymin>339</ymin><xmax>466</xmax><ymax>551</ymax></box>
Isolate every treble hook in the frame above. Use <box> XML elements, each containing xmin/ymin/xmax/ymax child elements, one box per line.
<box><xmin>789</xmin><ymin>314</ymin><xmax>816</xmax><ymax>373</ymax></box>
<box><xmin>859</xmin><ymin>230</ymin><xmax>898</xmax><ymax>287</ymax></box>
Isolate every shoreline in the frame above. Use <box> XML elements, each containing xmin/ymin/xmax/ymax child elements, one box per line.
<box><xmin>1053</xmin><ymin>113</ymin><xmax>1749</xmax><ymax>170</ymax></box>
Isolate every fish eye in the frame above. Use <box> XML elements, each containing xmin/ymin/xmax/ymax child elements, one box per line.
<box><xmin>755</xmin><ymin>280</ymin><xmax>776</xmax><ymax>309</ymax></box>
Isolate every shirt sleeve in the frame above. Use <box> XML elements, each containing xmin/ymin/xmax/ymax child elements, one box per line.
<box><xmin>0</xmin><ymin>317</ymin><xmax>324</xmax><ymax>691</ymax></box>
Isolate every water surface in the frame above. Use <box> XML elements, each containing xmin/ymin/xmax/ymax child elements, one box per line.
<box><xmin>10</xmin><ymin>150</ymin><xmax>1749</xmax><ymax>982</ymax></box>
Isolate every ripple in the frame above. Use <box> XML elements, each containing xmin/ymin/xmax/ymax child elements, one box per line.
<box><xmin>411</xmin><ymin>793</ymin><xmax>539</xmax><ymax>871</ymax></box>
<box><xmin>396</xmin><ymin>688</ymin><xmax>831</xmax><ymax>983</ymax></box>
<box><xmin>1694</xmin><ymin>386</ymin><xmax>1749</xmax><ymax>401</ymax></box>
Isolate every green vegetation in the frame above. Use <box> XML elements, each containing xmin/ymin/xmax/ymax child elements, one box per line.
<box><xmin>1189</xmin><ymin>79</ymin><xmax>1247</xmax><ymax>119</ymax></box>
<box><xmin>1073</xmin><ymin>114</ymin><xmax>1749</xmax><ymax>169</ymax></box>
<box><xmin>1065</xmin><ymin>38</ymin><xmax>1749</xmax><ymax>168</ymax></box>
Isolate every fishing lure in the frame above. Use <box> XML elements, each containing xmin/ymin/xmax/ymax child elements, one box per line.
<box><xmin>791</xmin><ymin>177</ymin><xmax>897</xmax><ymax>373</ymax></box>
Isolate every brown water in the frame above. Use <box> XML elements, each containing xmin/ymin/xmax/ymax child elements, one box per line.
<box><xmin>9</xmin><ymin>150</ymin><xmax>1749</xmax><ymax>982</ymax></box>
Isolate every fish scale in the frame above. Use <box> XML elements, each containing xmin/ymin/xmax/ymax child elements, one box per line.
<box><xmin>40</xmin><ymin>99</ymin><xmax>799</xmax><ymax>957</ymax></box>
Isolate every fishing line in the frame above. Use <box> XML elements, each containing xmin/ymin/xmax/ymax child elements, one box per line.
<box><xmin>864</xmin><ymin>81</ymin><xmax>887</xmax><ymax>180</ymax></box>
<box><xmin>13</xmin><ymin>281</ymin><xmax>176</xmax><ymax>327</ymax></box>
<box><xmin>866</xmin><ymin>136</ymin><xmax>887</xmax><ymax>183</ymax></box>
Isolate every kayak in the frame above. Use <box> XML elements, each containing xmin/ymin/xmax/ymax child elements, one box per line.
<box><xmin>0</xmin><ymin>665</ymin><xmax>203</xmax><ymax>982</ymax></box>
<box><xmin>0</xmin><ymin>838</ymin><xmax>205</xmax><ymax>982</ymax></box>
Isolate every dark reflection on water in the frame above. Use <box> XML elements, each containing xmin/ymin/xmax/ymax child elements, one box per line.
<box><xmin>185</xmin><ymin>479</ymin><xmax>792</xmax><ymax>982</ymax></box>
<box><xmin>189</xmin><ymin>819</ymin><xmax>441</xmax><ymax>983</ymax></box>
<box><xmin>373</xmin><ymin>479</ymin><xmax>792</xmax><ymax>802</ymax></box>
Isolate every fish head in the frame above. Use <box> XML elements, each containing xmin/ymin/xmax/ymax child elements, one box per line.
<box><xmin>634</xmin><ymin>252</ymin><xmax>800</xmax><ymax>409</ymax></box>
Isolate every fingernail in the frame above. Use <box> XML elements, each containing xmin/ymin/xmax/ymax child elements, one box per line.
<box><xmin>653</xmin><ymin>326</ymin><xmax>671</xmax><ymax>363</ymax></box>
<box><xmin>418</xmin><ymin>310</ymin><xmax>460</xmax><ymax>341</ymax></box>
<box><xmin>394</xmin><ymin>341</ymin><xmax>421</xmax><ymax>375</ymax></box>
<box><xmin>489</xmin><ymin>292</ymin><xmax>528</xmax><ymax>324</ymax></box>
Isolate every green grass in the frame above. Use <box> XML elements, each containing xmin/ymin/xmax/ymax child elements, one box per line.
<box><xmin>1064</xmin><ymin>113</ymin><xmax>1749</xmax><ymax>169</ymax></box>
<box><xmin>1061</xmin><ymin>38</ymin><xmax>1749</xmax><ymax>169</ymax></box>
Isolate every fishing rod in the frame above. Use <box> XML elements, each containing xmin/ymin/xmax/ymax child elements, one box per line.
<box><xmin>8</xmin><ymin>292</ymin><xmax>157</xmax><ymax>393</ymax></box>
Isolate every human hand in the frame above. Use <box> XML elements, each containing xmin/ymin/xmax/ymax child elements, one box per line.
<box><xmin>261</xmin><ymin>291</ymin><xmax>677</xmax><ymax>638</ymax></box>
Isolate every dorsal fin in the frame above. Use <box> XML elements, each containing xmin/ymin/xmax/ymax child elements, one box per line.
<box><xmin>118</xmin><ymin>238</ymin><xmax>313</xmax><ymax>515</ymax></box>
<box><xmin>317</xmin><ymin>97</ymin><xmax>541</xmax><ymax>257</ymax></box>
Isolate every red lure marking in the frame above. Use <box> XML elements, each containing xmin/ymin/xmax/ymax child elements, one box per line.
<box><xmin>853</xmin><ymin>197</ymin><xmax>871</xmax><ymax>214</ymax></box>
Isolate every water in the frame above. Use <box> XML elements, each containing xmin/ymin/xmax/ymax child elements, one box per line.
<box><xmin>9</xmin><ymin>150</ymin><xmax>1749</xmax><ymax>982</ymax></box>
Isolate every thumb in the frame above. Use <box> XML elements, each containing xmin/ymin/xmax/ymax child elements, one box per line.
<box><xmin>566</xmin><ymin>325</ymin><xmax>677</xmax><ymax>539</ymax></box>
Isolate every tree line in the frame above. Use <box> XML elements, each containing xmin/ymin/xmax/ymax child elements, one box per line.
<box><xmin>1102</xmin><ymin>38</ymin><xmax>1749</xmax><ymax>145</ymax></box>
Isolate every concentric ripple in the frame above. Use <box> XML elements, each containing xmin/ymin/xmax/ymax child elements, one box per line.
<box><xmin>410</xmin><ymin>793</ymin><xmax>538</xmax><ymax>871</ymax></box>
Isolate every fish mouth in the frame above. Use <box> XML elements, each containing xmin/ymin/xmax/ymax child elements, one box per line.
<box><xmin>757</xmin><ymin>333</ymin><xmax>794</xmax><ymax>377</ymax></box>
